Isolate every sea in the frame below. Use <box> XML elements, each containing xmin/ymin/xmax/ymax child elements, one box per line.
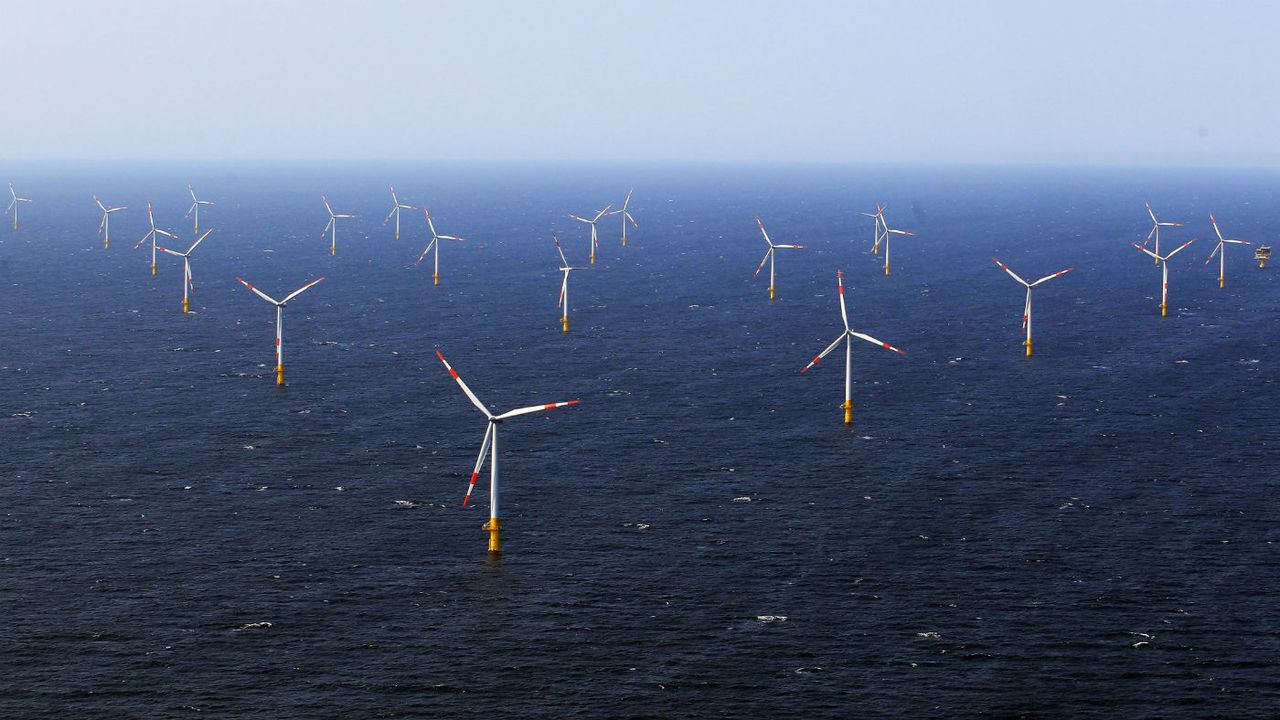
<box><xmin>1</xmin><ymin>164</ymin><xmax>1277</xmax><ymax>718</ymax></box>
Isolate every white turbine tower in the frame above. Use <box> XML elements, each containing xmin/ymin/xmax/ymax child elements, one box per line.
<box><xmin>186</xmin><ymin>185</ymin><xmax>214</xmax><ymax>234</ymax></box>
<box><xmin>6</xmin><ymin>182</ymin><xmax>32</xmax><ymax>231</ymax></box>
<box><xmin>860</xmin><ymin>203</ymin><xmax>888</xmax><ymax>255</ymax></box>
<box><xmin>1133</xmin><ymin>239</ymin><xmax>1195</xmax><ymax>317</ymax></box>
<box><xmin>992</xmin><ymin>257</ymin><xmax>1073</xmax><ymax>357</ymax></box>
<box><xmin>436</xmin><ymin>349</ymin><xmax>580</xmax><ymax>555</ymax></box>
<box><xmin>321</xmin><ymin>196</ymin><xmax>356</xmax><ymax>256</ymax></box>
<box><xmin>554</xmin><ymin>233</ymin><xmax>586</xmax><ymax>333</ymax></box>
<box><xmin>1206</xmin><ymin>213</ymin><xmax>1253</xmax><ymax>288</ymax></box>
<box><xmin>384</xmin><ymin>185</ymin><xmax>416</xmax><ymax>240</ymax></box>
<box><xmin>415</xmin><ymin>207</ymin><xmax>464</xmax><ymax>286</ymax></box>
<box><xmin>607</xmin><ymin>188</ymin><xmax>638</xmax><ymax>247</ymax></box>
<box><xmin>134</xmin><ymin>201</ymin><xmax>177</xmax><ymax>276</ymax></box>
<box><xmin>1143</xmin><ymin>201</ymin><xmax>1182</xmax><ymax>265</ymax></box>
<box><xmin>235</xmin><ymin>275</ymin><xmax>326</xmax><ymax>385</ymax></box>
<box><xmin>157</xmin><ymin>229</ymin><xmax>213</xmax><ymax>313</ymax></box>
<box><xmin>93</xmin><ymin>196</ymin><xmax>127</xmax><ymax>250</ymax></box>
<box><xmin>801</xmin><ymin>270</ymin><xmax>906</xmax><ymax>425</ymax></box>
<box><xmin>752</xmin><ymin>216</ymin><xmax>804</xmax><ymax>300</ymax></box>
<box><xmin>568</xmin><ymin>204</ymin><xmax>612</xmax><ymax>265</ymax></box>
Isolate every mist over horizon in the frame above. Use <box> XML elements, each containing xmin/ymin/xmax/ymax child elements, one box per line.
<box><xmin>2</xmin><ymin>1</ymin><xmax>1277</xmax><ymax>168</ymax></box>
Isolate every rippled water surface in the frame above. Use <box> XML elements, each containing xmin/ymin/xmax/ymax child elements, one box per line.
<box><xmin>2</xmin><ymin>165</ymin><xmax>1278</xmax><ymax>718</ymax></box>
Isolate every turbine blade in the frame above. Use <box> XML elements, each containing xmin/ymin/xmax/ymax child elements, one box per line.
<box><xmin>187</xmin><ymin>228</ymin><xmax>213</xmax><ymax>254</ymax></box>
<box><xmin>849</xmin><ymin>331</ymin><xmax>906</xmax><ymax>355</ymax></box>
<box><xmin>494</xmin><ymin>399</ymin><xmax>580</xmax><ymax>421</ymax></box>
<box><xmin>1030</xmin><ymin>267</ymin><xmax>1073</xmax><ymax>286</ymax></box>
<box><xmin>992</xmin><ymin>257</ymin><xmax>1029</xmax><ymax>286</ymax></box>
<box><xmin>436</xmin><ymin>351</ymin><xmax>494</xmax><ymax>418</ymax></box>
<box><xmin>462</xmin><ymin>423</ymin><xmax>494</xmax><ymax>507</ymax></box>
<box><xmin>801</xmin><ymin>333</ymin><xmax>847</xmax><ymax>373</ymax></box>
<box><xmin>281</xmin><ymin>277</ymin><xmax>325</xmax><ymax>304</ymax></box>
<box><xmin>235</xmin><ymin>276</ymin><xmax>280</xmax><ymax>305</ymax></box>
<box><xmin>753</xmin><ymin>248</ymin><xmax>772</xmax><ymax>279</ymax></box>
<box><xmin>1164</xmin><ymin>239</ymin><xmax>1196</xmax><ymax>259</ymax></box>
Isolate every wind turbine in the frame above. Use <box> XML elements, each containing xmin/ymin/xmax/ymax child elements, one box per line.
<box><xmin>568</xmin><ymin>204</ymin><xmax>611</xmax><ymax>265</ymax></box>
<box><xmin>752</xmin><ymin>216</ymin><xmax>804</xmax><ymax>299</ymax></box>
<box><xmin>554</xmin><ymin>233</ymin><xmax>586</xmax><ymax>332</ymax></box>
<box><xmin>134</xmin><ymin>202</ymin><xmax>177</xmax><ymax>276</ymax></box>
<box><xmin>93</xmin><ymin>196</ymin><xmax>127</xmax><ymax>249</ymax></box>
<box><xmin>321</xmin><ymin>196</ymin><xmax>356</xmax><ymax>256</ymax></box>
<box><xmin>415</xmin><ymin>207</ymin><xmax>464</xmax><ymax>286</ymax></box>
<box><xmin>992</xmin><ymin>257</ymin><xmax>1073</xmax><ymax>357</ymax></box>
<box><xmin>5</xmin><ymin>182</ymin><xmax>32</xmax><ymax>231</ymax></box>
<box><xmin>1143</xmin><ymin>201</ymin><xmax>1182</xmax><ymax>265</ymax></box>
<box><xmin>879</xmin><ymin>213</ymin><xmax>915</xmax><ymax>276</ymax></box>
<box><xmin>860</xmin><ymin>203</ymin><xmax>888</xmax><ymax>255</ymax></box>
<box><xmin>801</xmin><ymin>270</ymin><xmax>905</xmax><ymax>425</ymax></box>
<box><xmin>1133</xmin><ymin>239</ymin><xmax>1195</xmax><ymax>316</ymax></box>
<box><xmin>235</xmin><ymin>275</ymin><xmax>326</xmax><ymax>385</ymax></box>
<box><xmin>384</xmin><ymin>185</ymin><xmax>416</xmax><ymax>240</ymax></box>
<box><xmin>436</xmin><ymin>349</ymin><xmax>580</xmax><ymax>554</ymax></box>
<box><xmin>186</xmin><ymin>185</ymin><xmax>214</xmax><ymax>234</ymax></box>
<box><xmin>606</xmin><ymin>188</ymin><xmax>638</xmax><ymax>247</ymax></box>
<box><xmin>1206</xmin><ymin>213</ymin><xmax>1253</xmax><ymax>288</ymax></box>
<box><xmin>157</xmin><ymin>229</ymin><xmax>213</xmax><ymax>313</ymax></box>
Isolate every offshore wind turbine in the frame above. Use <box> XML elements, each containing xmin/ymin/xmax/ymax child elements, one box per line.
<box><xmin>185</xmin><ymin>185</ymin><xmax>214</xmax><ymax>234</ymax></box>
<box><xmin>6</xmin><ymin>182</ymin><xmax>32</xmax><ymax>231</ymax></box>
<box><xmin>436</xmin><ymin>349</ymin><xmax>580</xmax><ymax>554</ymax></box>
<box><xmin>415</xmin><ymin>207</ymin><xmax>464</xmax><ymax>286</ymax></box>
<box><xmin>384</xmin><ymin>185</ymin><xmax>416</xmax><ymax>240</ymax></box>
<box><xmin>157</xmin><ymin>229</ymin><xmax>213</xmax><ymax>313</ymax></box>
<box><xmin>801</xmin><ymin>270</ymin><xmax>906</xmax><ymax>425</ymax></box>
<box><xmin>134</xmin><ymin>202</ymin><xmax>177</xmax><ymax>276</ymax></box>
<box><xmin>879</xmin><ymin>213</ymin><xmax>915</xmax><ymax>276</ymax></box>
<box><xmin>93</xmin><ymin>196</ymin><xmax>127</xmax><ymax>249</ymax></box>
<box><xmin>235</xmin><ymin>275</ymin><xmax>326</xmax><ymax>385</ymax></box>
<box><xmin>607</xmin><ymin>188</ymin><xmax>638</xmax><ymax>247</ymax></box>
<box><xmin>321</xmin><ymin>196</ymin><xmax>356</xmax><ymax>256</ymax></box>
<box><xmin>554</xmin><ymin>233</ymin><xmax>586</xmax><ymax>333</ymax></box>
<box><xmin>1206</xmin><ymin>213</ymin><xmax>1253</xmax><ymax>288</ymax></box>
<box><xmin>1133</xmin><ymin>239</ymin><xmax>1195</xmax><ymax>317</ymax></box>
<box><xmin>1143</xmin><ymin>201</ymin><xmax>1182</xmax><ymax>265</ymax></box>
<box><xmin>860</xmin><ymin>203</ymin><xmax>888</xmax><ymax>255</ymax></box>
<box><xmin>753</xmin><ymin>216</ymin><xmax>804</xmax><ymax>299</ymax></box>
<box><xmin>992</xmin><ymin>257</ymin><xmax>1073</xmax><ymax>357</ymax></box>
<box><xmin>568</xmin><ymin>204</ymin><xmax>611</xmax><ymax>265</ymax></box>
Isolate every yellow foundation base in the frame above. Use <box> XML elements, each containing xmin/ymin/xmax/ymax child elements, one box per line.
<box><xmin>183</xmin><ymin>298</ymin><xmax>189</xmax><ymax>314</ymax></box>
<box><xmin>1160</xmin><ymin>303</ymin><xmax>1167</xmax><ymax>317</ymax></box>
<box><xmin>590</xmin><ymin>255</ymin><xmax>596</xmax><ymax>265</ymax></box>
<box><xmin>330</xmin><ymin>246</ymin><xmax>336</xmax><ymax>256</ymax></box>
<box><xmin>872</xmin><ymin>246</ymin><xmax>879</xmax><ymax>255</ymax></box>
<box><xmin>562</xmin><ymin>316</ymin><xmax>569</xmax><ymax>333</ymax></box>
<box><xmin>104</xmin><ymin>239</ymin><xmax>109</xmax><ymax>250</ymax></box>
<box><xmin>1219</xmin><ymin>276</ymin><xmax>1225</xmax><ymax>288</ymax></box>
<box><xmin>151</xmin><ymin>264</ymin><xmax>157</xmax><ymax>276</ymax></box>
<box><xmin>276</xmin><ymin>366</ymin><xmax>284</xmax><ymax>386</ymax></box>
<box><xmin>433</xmin><ymin>273</ymin><xmax>439</xmax><ymax>286</ymax></box>
<box><xmin>621</xmin><ymin>238</ymin><xmax>628</xmax><ymax>247</ymax></box>
<box><xmin>1025</xmin><ymin>338</ymin><xmax>1033</xmax><ymax>357</ymax></box>
<box><xmin>843</xmin><ymin>401</ymin><xmax>852</xmax><ymax>425</ymax></box>
<box><xmin>395</xmin><ymin>231</ymin><xmax>400</xmax><ymax>241</ymax></box>
<box><xmin>1260</xmin><ymin>260</ymin><xmax>1268</xmax><ymax>269</ymax></box>
<box><xmin>484</xmin><ymin>518</ymin><xmax>501</xmax><ymax>553</ymax></box>
<box><xmin>884</xmin><ymin>264</ymin><xmax>891</xmax><ymax>276</ymax></box>
<box><xmin>768</xmin><ymin>286</ymin><xmax>775</xmax><ymax>300</ymax></box>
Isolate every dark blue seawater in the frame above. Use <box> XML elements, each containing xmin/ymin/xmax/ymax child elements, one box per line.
<box><xmin>2</xmin><ymin>164</ymin><xmax>1278</xmax><ymax>718</ymax></box>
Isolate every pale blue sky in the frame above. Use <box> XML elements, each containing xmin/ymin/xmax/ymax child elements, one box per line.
<box><xmin>2</xmin><ymin>1</ymin><xmax>1277</xmax><ymax>166</ymax></box>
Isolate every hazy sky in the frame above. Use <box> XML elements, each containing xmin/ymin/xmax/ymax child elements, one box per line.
<box><xmin>2</xmin><ymin>1</ymin><xmax>1277</xmax><ymax>166</ymax></box>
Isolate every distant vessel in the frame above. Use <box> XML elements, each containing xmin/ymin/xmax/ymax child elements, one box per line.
<box><xmin>1256</xmin><ymin>245</ymin><xmax>1272</xmax><ymax>268</ymax></box>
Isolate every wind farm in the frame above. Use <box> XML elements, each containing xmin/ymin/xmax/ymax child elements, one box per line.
<box><xmin>5</xmin><ymin>4</ymin><xmax>1279</xmax><ymax>718</ymax></box>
